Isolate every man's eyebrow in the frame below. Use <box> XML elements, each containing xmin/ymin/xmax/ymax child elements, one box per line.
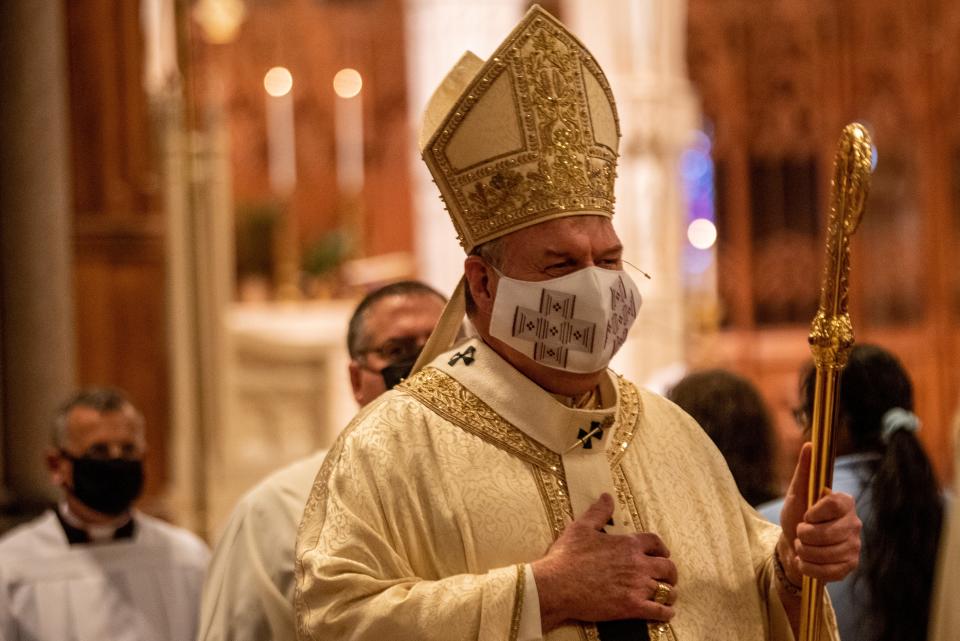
<box><xmin>540</xmin><ymin>244</ymin><xmax>623</xmax><ymax>260</ymax></box>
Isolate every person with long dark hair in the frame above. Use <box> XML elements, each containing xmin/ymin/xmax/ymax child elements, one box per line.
<box><xmin>667</xmin><ymin>369</ymin><xmax>780</xmax><ymax>506</ymax></box>
<box><xmin>759</xmin><ymin>344</ymin><xmax>944</xmax><ymax>641</ymax></box>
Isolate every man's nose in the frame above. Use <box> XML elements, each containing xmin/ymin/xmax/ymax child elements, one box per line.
<box><xmin>102</xmin><ymin>442</ymin><xmax>139</xmax><ymax>459</ymax></box>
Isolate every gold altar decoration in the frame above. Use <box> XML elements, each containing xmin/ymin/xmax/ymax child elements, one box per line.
<box><xmin>800</xmin><ymin>123</ymin><xmax>872</xmax><ymax>641</ymax></box>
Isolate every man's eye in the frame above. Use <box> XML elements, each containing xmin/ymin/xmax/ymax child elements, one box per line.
<box><xmin>383</xmin><ymin>346</ymin><xmax>406</xmax><ymax>360</ymax></box>
<box><xmin>86</xmin><ymin>445</ymin><xmax>111</xmax><ymax>459</ymax></box>
<box><xmin>377</xmin><ymin>339</ymin><xmax>422</xmax><ymax>362</ymax></box>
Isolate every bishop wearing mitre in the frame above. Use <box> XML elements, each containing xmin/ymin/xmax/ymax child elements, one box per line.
<box><xmin>295</xmin><ymin>6</ymin><xmax>860</xmax><ymax>640</ymax></box>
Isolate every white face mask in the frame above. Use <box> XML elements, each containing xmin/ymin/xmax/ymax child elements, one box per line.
<box><xmin>489</xmin><ymin>266</ymin><xmax>641</xmax><ymax>374</ymax></box>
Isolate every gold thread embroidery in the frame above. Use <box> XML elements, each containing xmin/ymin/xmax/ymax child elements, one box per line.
<box><xmin>532</xmin><ymin>466</ymin><xmax>573</xmax><ymax>537</ymax></box>
<box><xmin>649</xmin><ymin>622</ymin><xmax>677</xmax><ymax>641</ymax></box>
<box><xmin>610</xmin><ymin>464</ymin><xmax>645</xmax><ymax>532</ymax></box>
<box><xmin>509</xmin><ymin>563</ymin><xmax>525</xmax><ymax>641</ymax></box>
<box><xmin>607</xmin><ymin>376</ymin><xmax>642</xmax><ymax>466</ymax></box>
<box><xmin>400</xmin><ymin>367</ymin><xmax>562</xmax><ymax>474</ymax></box>
<box><xmin>581</xmin><ymin>626</ymin><xmax>602</xmax><ymax>641</ymax></box>
<box><xmin>400</xmin><ymin>367</ymin><xmax>659</xmax><ymax>639</ymax></box>
<box><xmin>611</xmin><ymin>464</ymin><xmax>680</xmax><ymax>641</ymax></box>
<box><xmin>423</xmin><ymin>7</ymin><xmax>620</xmax><ymax>250</ymax></box>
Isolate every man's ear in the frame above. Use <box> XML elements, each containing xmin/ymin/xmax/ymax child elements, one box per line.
<box><xmin>348</xmin><ymin>360</ymin><xmax>364</xmax><ymax>405</ymax></box>
<box><xmin>46</xmin><ymin>448</ymin><xmax>67</xmax><ymax>487</ymax></box>
<box><xmin>464</xmin><ymin>255</ymin><xmax>496</xmax><ymax>315</ymax></box>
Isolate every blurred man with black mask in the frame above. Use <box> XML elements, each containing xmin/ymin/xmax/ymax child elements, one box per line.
<box><xmin>347</xmin><ymin>280</ymin><xmax>448</xmax><ymax>403</ymax></box>
<box><xmin>198</xmin><ymin>280</ymin><xmax>446</xmax><ymax>641</ymax></box>
<box><xmin>0</xmin><ymin>387</ymin><xmax>210</xmax><ymax>640</ymax></box>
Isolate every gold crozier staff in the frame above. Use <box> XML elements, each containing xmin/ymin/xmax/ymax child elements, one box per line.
<box><xmin>800</xmin><ymin>123</ymin><xmax>873</xmax><ymax>641</ymax></box>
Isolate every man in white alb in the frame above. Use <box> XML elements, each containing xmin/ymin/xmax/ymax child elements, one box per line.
<box><xmin>197</xmin><ymin>280</ymin><xmax>445</xmax><ymax>641</ymax></box>
<box><xmin>0</xmin><ymin>387</ymin><xmax>210</xmax><ymax>641</ymax></box>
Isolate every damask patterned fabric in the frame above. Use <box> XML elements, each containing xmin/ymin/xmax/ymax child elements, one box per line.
<box><xmin>294</xmin><ymin>338</ymin><xmax>838</xmax><ymax>641</ymax></box>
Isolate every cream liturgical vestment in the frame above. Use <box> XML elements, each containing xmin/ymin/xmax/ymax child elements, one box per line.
<box><xmin>198</xmin><ymin>450</ymin><xmax>327</xmax><ymax>641</ymax></box>
<box><xmin>928</xmin><ymin>432</ymin><xmax>959</xmax><ymax>641</ymax></box>
<box><xmin>0</xmin><ymin>510</ymin><xmax>209</xmax><ymax>641</ymax></box>
<box><xmin>295</xmin><ymin>338</ymin><xmax>838</xmax><ymax>641</ymax></box>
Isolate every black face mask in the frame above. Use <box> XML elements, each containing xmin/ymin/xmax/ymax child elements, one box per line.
<box><xmin>380</xmin><ymin>357</ymin><xmax>418</xmax><ymax>390</ymax></box>
<box><xmin>64</xmin><ymin>454</ymin><xmax>145</xmax><ymax>516</ymax></box>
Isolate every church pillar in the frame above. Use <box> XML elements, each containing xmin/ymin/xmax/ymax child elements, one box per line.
<box><xmin>563</xmin><ymin>0</ymin><xmax>700</xmax><ymax>388</ymax></box>
<box><xmin>0</xmin><ymin>1</ymin><xmax>77</xmax><ymax>515</ymax></box>
<box><xmin>403</xmin><ymin>0</ymin><xmax>526</xmax><ymax>294</ymax></box>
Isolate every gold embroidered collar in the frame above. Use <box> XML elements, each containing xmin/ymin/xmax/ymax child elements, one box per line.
<box><xmin>423</xmin><ymin>338</ymin><xmax>622</xmax><ymax>455</ymax></box>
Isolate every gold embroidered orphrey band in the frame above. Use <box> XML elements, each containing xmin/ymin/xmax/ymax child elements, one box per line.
<box><xmin>399</xmin><ymin>367</ymin><xmax>642</xmax><ymax>473</ymax></box>
<box><xmin>399</xmin><ymin>368</ymin><xmax>676</xmax><ymax>641</ymax></box>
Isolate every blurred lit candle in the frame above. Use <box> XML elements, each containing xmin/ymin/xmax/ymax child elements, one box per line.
<box><xmin>333</xmin><ymin>68</ymin><xmax>364</xmax><ymax>195</ymax></box>
<box><xmin>264</xmin><ymin>66</ymin><xmax>297</xmax><ymax>196</ymax></box>
<box><xmin>142</xmin><ymin>0</ymin><xmax>178</xmax><ymax>94</ymax></box>
<box><xmin>192</xmin><ymin>0</ymin><xmax>246</xmax><ymax>44</ymax></box>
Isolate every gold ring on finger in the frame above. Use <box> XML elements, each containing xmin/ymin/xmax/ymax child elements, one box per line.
<box><xmin>653</xmin><ymin>581</ymin><xmax>671</xmax><ymax>605</ymax></box>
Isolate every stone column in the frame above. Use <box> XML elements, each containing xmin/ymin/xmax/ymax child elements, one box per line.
<box><xmin>166</xmin><ymin>103</ymin><xmax>238</xmax><ymax>537</ymax></box>
<box><xmin>0</xmin><ymin>1</ymin><xmax>76</xmax><ymax>511</ymax></box>
<box><xmin>403</xmin><ymin>0</ymin><xmax>525</xmax><ymax>294</ymax></box>
<box><xmin>563</xmin><ymin>0</ymin><xmax>700</xmax><ymax>389</ymax></box>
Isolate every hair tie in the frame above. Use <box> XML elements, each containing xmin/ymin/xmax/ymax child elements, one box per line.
<box><xmin>881</xmin><ymin>407</ymin><xmax>920</xmax><ymax>443</ymax></box>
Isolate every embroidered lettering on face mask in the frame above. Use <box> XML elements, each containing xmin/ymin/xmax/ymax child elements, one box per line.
<box><xmin>488</xmin><ymin>266</ymin><xmax>641</xmax><ymax>374</ymax></box>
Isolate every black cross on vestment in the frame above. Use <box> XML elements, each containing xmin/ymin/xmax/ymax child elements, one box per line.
<box><xmin>577</xmin><ymin>421</ymin><xmax>604</xmax><ymax>449</ymax></box>
<box><xmin>448</xmin><ymin>346</ymin><xmax>476</xmax><ymax>366</ymax></box>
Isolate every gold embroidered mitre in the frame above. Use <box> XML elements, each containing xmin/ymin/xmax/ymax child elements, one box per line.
<box><xmin>420</xmin><ymin>5</ymin><xmax>621</xmax><ymax>253</ymax></box>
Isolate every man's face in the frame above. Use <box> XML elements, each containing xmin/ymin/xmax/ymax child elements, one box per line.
<box><xmin>349</xmin><ymin>293</ymin><xmax>446</xmax><ymax>406</ymax></box>
<box><xmin>49</xmin><ymin>405</ymin><xmax>145</xmax><ymax>496</ymax></box>
<box><xmin>497</xmin><ymin>216</ymin><xmax>623</xmax><ymax>282</ymax></box>
<box><xmin>463</xmin><ymin>215</ymin><xmax>626</xmax><ymax>395</ymax></box>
